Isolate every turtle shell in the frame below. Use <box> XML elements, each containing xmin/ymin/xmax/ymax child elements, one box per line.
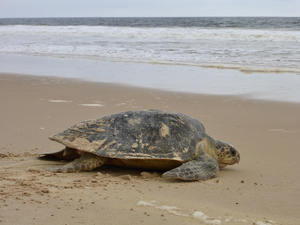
<box><xmin>50</xmin><ymin>110</ymin><xmax>205</xmax><ymax>162</ymax></box>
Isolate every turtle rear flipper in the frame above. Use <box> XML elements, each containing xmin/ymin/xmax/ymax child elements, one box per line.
<box><xmin>46</xmin><ymin>152</ymin><xmax>108</xmax><ymax>173</ymax></box>
<box><xmin>162</xmin><ymin>154</ymin><xmax>219</xmax><ymax>181</ymax></box>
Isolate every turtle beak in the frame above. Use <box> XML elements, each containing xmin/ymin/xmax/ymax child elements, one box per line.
<box><xmin>226</xmin><ymin>152</ymin><xmax>240</xmax><ymax>165</ymax></box>
<box><xmin>236</xmin><ymin>152</ymin><xmax>240</xmax><ymax>164</ymax></box>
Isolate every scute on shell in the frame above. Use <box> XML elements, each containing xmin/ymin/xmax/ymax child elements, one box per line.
<box><xmin>49</xmin><ymin>110</ymin><xmax>206</xmax><ymax>162</ymax></box>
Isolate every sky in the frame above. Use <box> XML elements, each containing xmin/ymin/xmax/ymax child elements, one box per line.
<box><xmin>0</xmin><ymin>0</ymin><xmax>300</xmax><ymax>18</ymax></box>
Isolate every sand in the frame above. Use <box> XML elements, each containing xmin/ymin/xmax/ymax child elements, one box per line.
<box><xmin>1</xmin><ymin>72</ymin><xmax>300</xmax><ymax>225</ymax></box>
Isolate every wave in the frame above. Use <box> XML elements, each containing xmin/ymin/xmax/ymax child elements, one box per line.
<box><xmin>1</xmin><ymin>25</ymin><xmax>300</xmax><ymax>72</ymax></box>
<box><xmin>1</xmin><ymin>25</ymin><xmax>300</xmax><ymax>42</ymax></box>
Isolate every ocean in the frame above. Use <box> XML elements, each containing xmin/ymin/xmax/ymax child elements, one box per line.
<box><xmin>1</xmin><ymin>17</ymin><xmax>300</xmax><ymax>102</ymax></box>
<box><xmin>1</xmin><ymin>17</ymin><xmax>300</xmax><ymax>72</ymax></box>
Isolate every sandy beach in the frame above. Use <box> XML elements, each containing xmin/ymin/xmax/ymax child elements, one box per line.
<box><xmin>1</xmin><ymin>72</ymin><xmax>300</xmax><ymax>225</ymax></box>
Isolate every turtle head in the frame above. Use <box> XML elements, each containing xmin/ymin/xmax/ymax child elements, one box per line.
<box><xmin>214</xmin><ymin>140</ymin><xmax>240</xmax><ymax>168</ymax></box>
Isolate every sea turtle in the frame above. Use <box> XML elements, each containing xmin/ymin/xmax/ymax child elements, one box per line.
<box><xmin>40</xmin><ymin>110</ymin><xmax>240</xmax><ymax>181</ymax></box>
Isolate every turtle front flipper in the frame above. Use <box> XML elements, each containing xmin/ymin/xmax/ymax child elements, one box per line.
<box><xmin>162</xmin><ymin>153</ymin><xmax>219</xmax><ymax>181</ymax></box>
<box><xmin>46</xmin><ymin>152</ymin><xmax>108</xmax><ymax>173</ymax></box>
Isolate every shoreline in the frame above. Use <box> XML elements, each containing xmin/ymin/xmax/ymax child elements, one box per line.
<box><xmin>1</xmin><ymin>72</ymin><xmax>300</xmax><ymax>224</ymax></box>
<box><xmin>1</xmin><ymin>53</ymin><xmax>300</xmax><ymax>103</ymax></box>
<box><xmin>3</xmin><ymin>71</ymin><xmax>300</xmax><ymax>106</ymax></box>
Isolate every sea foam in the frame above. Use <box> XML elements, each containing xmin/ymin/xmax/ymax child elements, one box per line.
<box><xmin>1</xmin><ymin>25</ymin><xmax>299</xmax><ymax>42</ymax></box>
<box><xmin>137</xmin><ymin>200</ymin><xmax>269</xmax><ymax>224</ymax></box>
<box><xmin>1</xmin><ymin>25</ymin><xmax>300</xmax><ymax>71</ymax></box>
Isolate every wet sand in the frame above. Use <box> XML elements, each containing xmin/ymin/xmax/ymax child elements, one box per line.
<box><xmin>1</xmin><ymin>73</ymin><xmax>300</xmax><ymax>225</ymax></box>
<box><xmin>1</xmin><ymin>53</ymin><xmax>300</xmax><ymax>103</ymax></box>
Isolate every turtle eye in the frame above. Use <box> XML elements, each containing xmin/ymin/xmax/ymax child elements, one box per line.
<box><xmin>230</xmin><ymin>148</ymin><xmax>236</xmax><ymax>156</ymax></box>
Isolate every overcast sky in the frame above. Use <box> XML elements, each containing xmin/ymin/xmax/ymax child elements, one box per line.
<box><xmin>1</xmin><ymin>0</ymin><xmax>300</xmax><ymax>18</ymax></box>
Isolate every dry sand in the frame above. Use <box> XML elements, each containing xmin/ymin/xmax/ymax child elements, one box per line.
<box><xmin>1</xmin><ymin>73</ymin><xmax>300</xmax><ymax>225</ymax></box>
